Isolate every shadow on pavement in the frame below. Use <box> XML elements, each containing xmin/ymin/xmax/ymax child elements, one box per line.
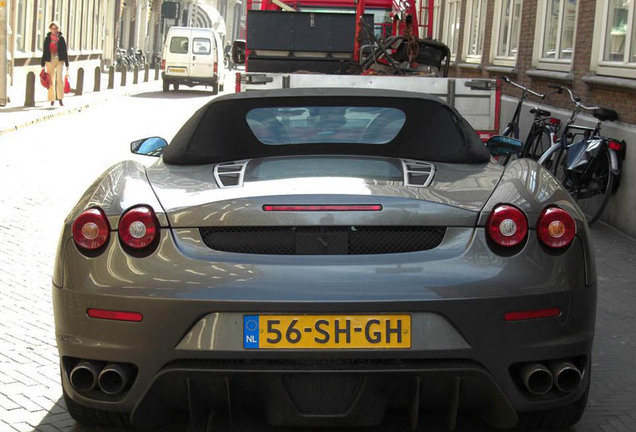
<box><xmin>131</xmin><ymin>90</ymin><xmax>218</xmax><ymax>99</ymax></box>
<box><xmin>32</xmin><ymin>397</ymin><xmax>497</xmax><ymax>432</ymax></box>
<box><xmin>0</xmin><ymin>105</ymin><xmax>60</xmax><ymax>114</ymax></box>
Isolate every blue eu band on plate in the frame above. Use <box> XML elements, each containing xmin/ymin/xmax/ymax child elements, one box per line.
<box><xmin>243</xmin><ymin>314</ymin><xmax>411</xmax><ymax>349</ymax></box>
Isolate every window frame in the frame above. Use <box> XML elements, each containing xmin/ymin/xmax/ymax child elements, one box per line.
<box><xmin>591</xmin><ymin>0</ymin><xmax>636</xmax><ymax>79</ymax></box>
<box><xmin>442</xmin><ymin>0</ymin><xmax>462</xmax><ymax>61</ymax></box>
<box><xmin>462</xmin><ymin>0</ymin><xmax>488</xmax><ymax>63</ymax></box>
<box><xmin>14</xmin><ymin>0</ymin><xmax>29</xmax><ymax>53</ymax></box>
<box><xmin>532</xmin><ymin>0</ymin><xmax>579</xmax><ymax>72</ymax></box>
<box><xmin>490</xmin><ymin>0</ymin><xmax>523</xmax><ymax>67</ymax></box>
<box><xmin>192</xmin><ymin>37</ymin><xmax>212</xmax><ymax>55</ymax></box>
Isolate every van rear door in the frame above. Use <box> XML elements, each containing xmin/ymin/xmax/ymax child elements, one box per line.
<box><xmin>190</xmin><ymin>30</ymin><xmax>215</xmax><ymax>79</ymax></box>
<box><xmin>166</xmin><ymin>29</ymin><xmax>191</xmax><ymax>77</ymax></box>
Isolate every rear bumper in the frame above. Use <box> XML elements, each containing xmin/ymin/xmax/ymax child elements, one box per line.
<box><xmin>53</xmin><ymin>227</ymin><xmax>596</xmax><ymax>427</ymax></box>
<box><xmin>162</xmin><ymin>72</ymin><xmax>217</xmax><ymax>86</ymax></box>
<box><xmin>130</xmin><ymin>360</ymin><xmax>520</xmax><ymax>428</ymax></box>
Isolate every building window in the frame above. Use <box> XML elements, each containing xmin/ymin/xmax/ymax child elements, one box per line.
<box><xmin>93</xmin><ymin>0</ymin><xmax>100</xmax><ymax>50</ymax></box>
<box><xmin>603</xmin><ymin>0</ymin><xmax>630</xmax><ymax>62</ymax></box>
<box><xmin>36</xmin><ymin>0</ymin><xmax>53</xmax><ymax>52</ymax></box>
<box><xmin>591</xmin><ymin>0</ymin><xmax>636</xmax><ymax>78</ymax></box>
<box><xmin>442</xmin><ymin>0</ymin><xmax>462</xmax><ymax>60</ymax></box>
<box><xmin>463</xmin><ymin>0</ymin><xmax>487</xmax><ymax>62</ymax></box>
<box><xmin>432</xmin><ymin>0</ymin><xmax>442</xmax><ymax>40</ymax></box>
<box><xmin>54</xmin><ymin>0</ymin><xmax>65</xmax><ymax>35</ymax></box>
<box><xmin>533</xmin><ymin>0</ymin><xmax>578</xmax><ymax>71</ymax></box>
<box><xmin>15</xmin><ymin>0</ymin><xmax>27</xmax><ymax>52</ymax></box>
<box><xmin>491</xmin><ymin>0</ymin><xmax>522</xmax><ymax>66</ymax></box>
<box><xmin>418</xmin><ymin>0</ymin><xmax>441</xmax><ymax>39</ymax></box>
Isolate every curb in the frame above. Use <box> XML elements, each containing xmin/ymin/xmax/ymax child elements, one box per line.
<box><xmin>0</xmin><ymin>81</ymin><xmax>160</xmax><ymax>136</ymax></box>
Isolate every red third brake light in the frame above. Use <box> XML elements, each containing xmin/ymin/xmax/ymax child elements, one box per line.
<box><xmin>486</xmin><ymin>205</ymin><xmax>528</xmax><ymax>247</ymax></box>
<box><xmin>263</xmin><ymin>205</ymin><xmax>383</xmax><ymax>211</ymax></box>
<box><xmin>118</xmin><ymin>205</ymin><xmax>159</xmax><ymax>250</ymax></box>
<box><xmin>72</xmin><ymin>208</ymin><xmax>111</xmax><ymax>251</ymax></box>
<box><xmin>537</xmin><ymin>207</ymin><xmax>576</xmax><ymax>249</ymax></box>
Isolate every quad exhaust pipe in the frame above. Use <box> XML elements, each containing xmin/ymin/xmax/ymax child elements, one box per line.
<box><xmin>520</xmin><ymin>363</ymin><xmax>553</xmax><ymax>395</ymax></box>
<box><xmin>549</xmin><ymin>361</ymin><xmax>582</xmax><ymax>393</ymax></box>
<box><xmin>69</xmin><ymin>361</ymin><xmax>102</xmax><ymax>392</ymax></box>
<box><xmin>69</xmin><ymin>361</ymin><xmax>131</xmax><ymax>395</ymax></box>
<box><xmin>519</xmin><ymin>361</ymin><xmax>582</xmax><ymax>395</ymax></box>
<box><xmin>98</xmin><ymin>363</ymin><xmax>131</xmax><ymax>395</ymax></box>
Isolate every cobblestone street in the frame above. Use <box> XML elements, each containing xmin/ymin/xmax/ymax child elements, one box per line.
<box><xmin>1</xmin><ymin>90</ymin><xmax>636</xmax><ymax>432</ymax></box>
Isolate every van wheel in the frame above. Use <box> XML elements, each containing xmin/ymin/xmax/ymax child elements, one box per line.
<box><xmin>211</xmin><ymin>83</ymin><xmax>219</xmax><ymax>95</ymax></box>
<box><xmin>162</xmin><ymin>80</ymin><xmax>170</xmax><ymax>92</ymax></box>
<box><xmin>173</xmin><ymin>83</ymin><xmax>180</xmax><ymax>91</ymax></box>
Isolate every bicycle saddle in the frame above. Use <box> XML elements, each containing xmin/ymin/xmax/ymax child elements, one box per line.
<box><xmin>593</xmin><ymin>107</ymin><xmax>618</xmax><ymax>122</ymax></box>
<box><xmin>529</xmin><ymin>108</ymin><xmax>551</xmax><ymax>117</ymax></box>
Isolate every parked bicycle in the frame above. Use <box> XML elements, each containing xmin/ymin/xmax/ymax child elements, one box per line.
<box><xmin>538</xmin><ymin>84</ymin><xmax>626</xmax><ymax>224</ymax></box>
<box><xmin>114</xmin><ymin>48</ymin><xmax>130</xmax><ymax>72</ymax></box>
<box><xmin>499</xmin><ymin>76</ymin><xmax>562</xmax><ymax>164</ymax></box>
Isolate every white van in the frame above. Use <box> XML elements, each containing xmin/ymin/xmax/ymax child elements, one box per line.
<box><xmin>161</xmin><ymin>27</ymin><xmax>226</xmax><ymax>94</ymax></box>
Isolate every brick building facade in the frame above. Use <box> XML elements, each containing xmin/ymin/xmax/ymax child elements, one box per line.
<box><xmin>430</xmin><ymin>0</ymin><xmax>636</xmax><ymax>235</ymax></box>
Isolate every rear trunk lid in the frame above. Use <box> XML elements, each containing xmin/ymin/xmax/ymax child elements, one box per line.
<box><xmin>147</xmin><ymin>156</ymin><xmax>503</xmax><ymax>228</ymax></box>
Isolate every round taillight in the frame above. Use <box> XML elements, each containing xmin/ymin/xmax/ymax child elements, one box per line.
<box><xmin>486</xmin><ymin>205</ymin><xmax>528</xmax><ymax>247</ymax></box>
<box><xmin>537</xmin><ymin>207</ymin><xmax>576</xmax><ymax>249</ymax></box>
<box><xmin>118</xmin><ymin>205</ymin><xmax>159</xmax><ymax>250</ymax></box>
<box><xmin>72</xmin><ymin>208</ymin><xmax>111</xmax><ymax>251</ymax></box>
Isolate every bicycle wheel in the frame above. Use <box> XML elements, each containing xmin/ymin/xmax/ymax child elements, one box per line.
<box><xmin>574</xmin><ymin>146</ymin><xmax>615</xmax><ymax>224</ymax></box>
<box><xmin>524</xmin><ymin>128</ymin><xmax>552</xmax><ymax>161</ymax></box>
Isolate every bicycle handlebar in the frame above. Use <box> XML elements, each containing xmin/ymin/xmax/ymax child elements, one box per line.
<box><xmin>499</xmin><ymin>76</ymin><xmax>546</xmax><ymax>99</ymax></box>
<box><xmin>544</xmin><ymin>84</ymin><xmax>599</xmax><ymax>111</ymax></box>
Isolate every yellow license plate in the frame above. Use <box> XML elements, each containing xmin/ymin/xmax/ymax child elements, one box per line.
<box><xmin>243</xmin><ymin>314</ymin><xmax>411</xmax><ymax>349</ymax></box>
<box><xmin>169</xmin><ymin>67</ymin><xmax>186</xmax><ymax>73</ymax></box>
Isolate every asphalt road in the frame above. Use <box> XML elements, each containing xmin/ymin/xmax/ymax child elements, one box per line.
<box><xmin>0</xmin><ymin>85</ymin><xmax>635</xmax><ymax>432</ymax></box>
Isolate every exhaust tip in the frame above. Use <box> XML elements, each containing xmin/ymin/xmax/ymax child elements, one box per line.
<box><xmin>520</xmin><ymin>363</ymin><xmax>553</xmax><ymax>395</ymax></box>
<box><xmin>69</xmin><ymin>361</ymin><xmax>99</xmax><ymax>392</ymax></box>
<box><xmin>98</xmin><ymin>363</ymin><xmax>130</xmax><ymax>395</ymax></box>
<box><xmin>551</xmin><ymin>362</ymin><xmax>582</xmax><ymax>393</ymax></box>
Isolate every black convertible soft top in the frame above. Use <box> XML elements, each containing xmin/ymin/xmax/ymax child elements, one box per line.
<box><xmin>162</xmin><ymin>88</ymin><xmax>491</xmax><ymax>165</ymax></box>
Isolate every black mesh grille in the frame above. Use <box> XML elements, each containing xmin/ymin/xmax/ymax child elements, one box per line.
<box><xmin>199</xmin><ymin>226</ymin><xmax>446</xmax><ymax>255</ymax></box>
<box><xmin>282</xmin><ymin>373</ymin><xmax>363</xmax><ymax>415</ymax></box>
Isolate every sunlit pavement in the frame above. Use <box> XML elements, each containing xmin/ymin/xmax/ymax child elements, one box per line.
<box><xmin>1</xmin><ymin>84</ymin><xmax>635</xmax><ymax>432</ymax></box>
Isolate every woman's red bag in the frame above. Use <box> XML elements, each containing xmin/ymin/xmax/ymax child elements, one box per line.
<box><xmin>64</xmin><ymin>75</ymin><xmax>71</xmax><ymax>94</ymax></box>
<box><xmin>40</xmin><ymin>69</ymin><xmax>50</xmax><ymax>89</ymax></box>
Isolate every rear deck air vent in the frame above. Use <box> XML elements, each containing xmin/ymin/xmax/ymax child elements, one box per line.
<box><xmin>199</xmin><ymin>226</ymin><xmax>446</xmax><ymax>255</ymax></box>
<box><xmin>401</xmin><ymin>159</ymin><xmax>435</xmax><ymax>187</ymax></box>
<box><xmin>214</xmin><ymin>160</ymin><xmax>248</xmax><ymax>188</ymax></box>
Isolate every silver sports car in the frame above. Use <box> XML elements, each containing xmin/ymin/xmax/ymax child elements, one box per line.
<box><xmin>53</xmin><ymin>89</ymin><xmax>595</xmax><ymax>431</ymax></box>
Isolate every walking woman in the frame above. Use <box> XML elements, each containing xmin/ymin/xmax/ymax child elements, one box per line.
<box><xmin>41</xmin><ymin>21</ymin><xmax>69</xmax><ymax>106</ymax></box>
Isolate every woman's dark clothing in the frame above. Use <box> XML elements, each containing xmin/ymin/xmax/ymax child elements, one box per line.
<box><xmin>41</xmin><ymin>32</ymin><xmax>69</xmax><ymax>67</ymax></box>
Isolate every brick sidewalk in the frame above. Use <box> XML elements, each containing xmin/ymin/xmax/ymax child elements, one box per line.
<box><xmin>0</xmin><ymin>69</ymin><xmax>162</xmax><ymax>136</ymax></box>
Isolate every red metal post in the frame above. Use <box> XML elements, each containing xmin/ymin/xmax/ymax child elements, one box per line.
<box><xmin>235</xmin><ymin>72</ymin><xmax>242</xmax><ymax>93</ymax></box>
<box><xmin>353</xmin><ymin>0</ymin><xmax>366</xmax><ymax>63</ymax></box>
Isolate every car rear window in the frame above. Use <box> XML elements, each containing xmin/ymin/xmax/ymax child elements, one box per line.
<box><xmin>170</xmin><ymin>37</ymin><xmax>189</xmax><ymax>54</ymax></box>
<box><xmin>193</xmin><ymin>38</ymin><xmax>211</xmax><ymax>55</ymax></box>
<box><xmin>246</xmin><ymin>106</ymin><xmax>406</xmax><ymax>145</ymax></box>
